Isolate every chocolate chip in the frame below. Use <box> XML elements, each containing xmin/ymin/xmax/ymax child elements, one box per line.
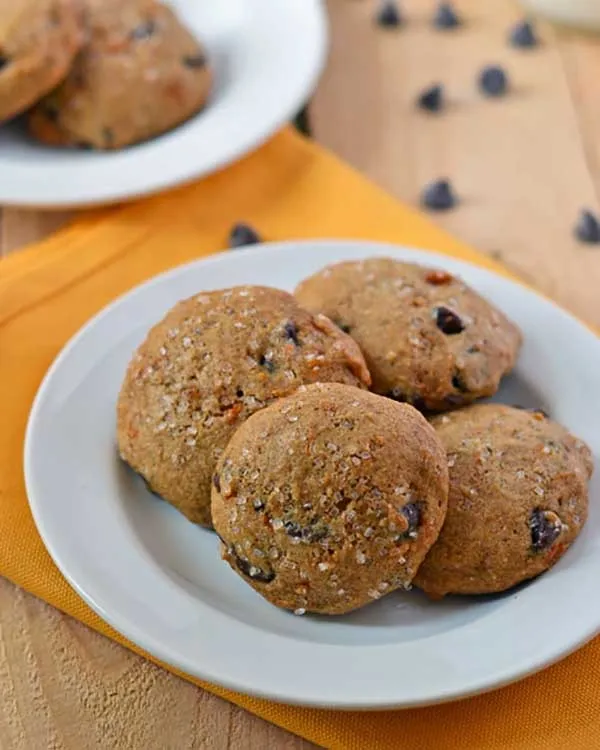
<box><xmin>387</xmin><ymin>387</ymin><xmax>406</xmax><ymax>402</ymax></box>
<box><xmin>452</xmin><ymin>372</ymin><xmax>469</xmax><ymax>392</ymax></box>
<box><xmin>212</xmin><ymin>473</ymin><xmax>221</xmax><ymax>492</ymax></box>
<box><xmin>229</xmin><ymin>222</ymin><xmax>261</xmax><ymax>249</ymax></box>
<box><xmin>235</xmin><ymin>388</ymin><xmax>244</xmax><ymax>398</ymax></box>
<box><xmin>425</xmin><ymin>269</ymin><xmax>453</xmax><ymax>285</ymax></box>
<box><xmin>575</xmin><ymin>209</ymin><xmax>600</xmax><ymax>244</ymax></box>
<box><xmin>231</xmin><ymin>549</ymin><xmax>275</xmax><ymax>583</ymax></box>
<box><xmin>418</xmin><ymin>84</ymin><xmax>444</xmax><ymax>113</ymax></box>
<box><xmin>284</xmin><ymin>520</ymin><xmax>303</xmax><ymax>538</ymax></box>
<box><xmin>434</xmin><ymin>306</ymin><xmax>465</xmax><ymax>335</ymax></box>
<box><xmin>131</xmin><ymin>19</ymin><xmax>156</xmax><ymax>39</ymax></box>
<box><xmin>509</xmin><ymin>19</ymin><xmax>538</xmax><ymax>48</ymax></box>
<box><xmin>433</xmin><ymin>2</ymin><xmax>461</xmax><ymax>29</ymax></box>
<box><xmin>183</xmin><ymin>52</ymin><xmax>207</xmax><ymax>69</ymax></box>
<box><xmin>253</xmin><ymin>499</ymin><xmax>265</xmax><ymax>511</ymax></box>
<box><xmin>479</xmin><ymin>65</ymin><xmax>509</xmax><ymax>97</ymax></box>
<box><xmin>305</xmin><ymin>525</ymin><xmax>329</xmax><ymax>543</ymax></box>
<box><xmin>76</xmin><ymin>141</ymin><xmax>94</xmax><ymax>151</ymax></box>
<box><xmin>398</xmin><ymin>503</ymin><xmax>421</xmax><ymax>539</ymax></box>
<box><xmin>386</xmin><ymin>389</ymin><xmax>427</xmax><ymax>412</ymax></box>
<box><xmin>530</xmin><ymin>509</ymin><xmax>562</xmax><ymax>552</ymax></box>
<box><xmin>258</xmin><ymin>354</ymin><xmax>275</xmax><ymax>373</ymax></box>
<box><xmin>421</xmin><ymin>179</ymin><xmax>457</xmax><ymax>211</ymax></box>
<box><xmin>375</xmin><ymin>0</ymin><xmax>402</xmax><ymax>28</ymax></box>
<box><xmin>0</xmin><ymin>55</ymin><xmax>9</xmax><ymax>72</ymax></box>
<box><xmin>283</xmin><ymin>320</ymin><xmax>300</xmax><ymax>345</ymax></box>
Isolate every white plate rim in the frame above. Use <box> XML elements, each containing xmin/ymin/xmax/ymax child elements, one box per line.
<box><xmin>0</xmin><ymin>0</ymin><xmax>327</xmax><ymax>208</ymax></box>
<box><xmin>24</xmin><ymin>240</ymin><xmax>600</xmax><ymax>709</ymax></box>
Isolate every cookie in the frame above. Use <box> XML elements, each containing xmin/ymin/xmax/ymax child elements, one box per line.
<box><xmin>0</xmin><ymin>0</ymin><xmax>84</xmax><ymax>123</ymax></box>
<box><xmin>295</xmin><ymin>258</ymin><xmax>522</xmax><ymax>412</ymax></box>
<box><xmin>29</xmin><ymin>0</ymin><xmax>212</xmax><ymax>149</ymax></box>
<box><xmin>414</xmin><ymin>404</ymin><xmax>593</xmax><ymax>598</ymax></box>
<box><xmin>211</xmin><ymin>382</ymin><xmax>449</xmax><ymax>615</ymax></box>
<box><xmin>117</xmin><ymin>286</ymin><xmax>371</xmax><ymax>528</ymax></box>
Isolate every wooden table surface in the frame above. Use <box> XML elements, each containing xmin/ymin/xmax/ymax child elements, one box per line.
<box><xmin>2</xmin><ymin>1</ymin><xmax>600</xmax><ymax>748</ymax></box>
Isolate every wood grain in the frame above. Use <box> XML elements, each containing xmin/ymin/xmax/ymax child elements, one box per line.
<box><xmin>3</xmin><ymin>0</ymin><xmax>600</xmax><ymax>747</ymax></box>
<box><xmin>0</xmin><ymin>579</ymin><xmax>316</xmax><ymax>750</ymax></box>
<box><xmin>312</xmin><ymin>0</ymin><xmax>600</xmax><ymax>324</ymax></box>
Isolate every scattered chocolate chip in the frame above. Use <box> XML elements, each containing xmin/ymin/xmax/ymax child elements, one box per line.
<box><xmin>417</xmin><ymin>84</ymin><xmax>444</xmax><ymax>113</ymax></box>
<box><xmin>434</xmin><ymin>306</ymin><xmax>465</xmax><ymax>334</ymax></box>
<box><xmin>76</xmin><ymin>141</ymin><xmax>94</xmax><ymax>151</ymax></box>
<box><xmin>284</xmin><ymin>520</ymin><xmax>303</xmax><ymax>538</ymax></box>
<box><xmin>575</xmin><ymin>209</ymin><xmax>600</xmax><ymax>244</ymax></box>
<box><xmin>131</xmin><ymin>19</ymin><xmax>156</xmax><ymax>39</ymax></box>
<box><xmin>212</xmin><ymin>473</ymin><xmax>221</xmax><ymax>492</ymax></box>
<box><xmin>283</xmin><ymin>320</ymin><xmax>300</xmax><ymax>345</ymax></box>
<box><xmin>375</xmin><ymin>0</ymin><xmax>402</xmax><ymax>28</ymax></box>
<box><xmin>183</xmin><ymin>52</ymin><xmax>207</xmax><ymax>69</ymax></box>
<box><xmin>387</xmin><ymin>387</ymin><xmax>406</xmax><ymax>402</ymax></box>
<box><xmin>509</xmin><ymin>19</ymin><xmax>538</xmax><ymax>48</ymax></box>
<box><xmin>425</xmin><ymin>269</ymin><xmax>453</xmax><ymax>285</ymax></box>
<box><xmin>229</xmin><ymin>222</ymin><xmax>261</xmax><ymax>248</ymax></box>
<box><xmin>466</xmin><ymin>344</ymin><xmax>480</xmax><ymax>354</ymax></box>
<box><xmin>479</xmin><ymin>65</ymin><xmax>509</xmax><ymax>97</ymax></box>
<box><xmin>253</xmin><ymin>498</ymin><xmax>265</xmax><ymax>511</ymax></box>
<box><xmin>0</xmin><ymin>55</ymin><xmax>9</xmax><ymax>72</ymax></box>
<box><xmin>103</xmin><ymin>127</ymin><xmax>114</xmax><ymax>148</ymax></box>
<box><xmin>433</xmin><ymin>2</ymin><xmax>461</xmax><ymax>29</ymax></box>
<box><xmin>421</xmin><ymin>179</ymin><xmax>457</xmax><ymax>211</ymax></box>
<box><xmin>231</xmin><ymin>549</ymin><xmax>275</xmax><ymax>583</ymax></box>
<box><xmin>452</xmin><ymin>372</ymin><xmax>469</xmax><ymax>392</ymax></box>
<box><xmin>530</xmin><ymin>509</ymin><xmax>562</xmax><ymax>552</ymax></box>
<box><xmin>258</xmin><ymin>354</ymin><xmax>275</xmax><ymax>373</ymax></box>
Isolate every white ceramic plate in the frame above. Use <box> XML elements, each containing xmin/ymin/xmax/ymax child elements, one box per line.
<box><xmin>25</xmin><ymin>241</ymin><xmax>600</xmax><ymax>709</ymax></box>
<box><xmin>0</xmin><ymin>0</ymin><xmax>326</xmax><ymax>208</ymax></box>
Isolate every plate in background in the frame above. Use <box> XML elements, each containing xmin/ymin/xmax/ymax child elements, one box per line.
<box><xmin>24</xmin><ymin>240</ymin><xmax>600</xmax><ymax>708</ymax></box>
<box><xmin>0</xmin><ymin>0</ymin><xmax>327</xmax><ymax>208</ymax></box>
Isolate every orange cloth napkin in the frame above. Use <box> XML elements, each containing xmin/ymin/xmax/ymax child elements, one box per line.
<box><xmin>1</xmin><ymin>128</ymin><xmax>600</xmax><ymax>750</ymax></box>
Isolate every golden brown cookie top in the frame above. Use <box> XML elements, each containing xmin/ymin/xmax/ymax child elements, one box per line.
<box><xmin>295</xmin><ymin>258</ymin><xmax>522</xmax><ymax>411</ymax></box>
<box><xmin>415</xmin><ymin>403</ymin><xmax>593</xmax><ymax>597</ymax></box>
<box><xmin>211</xmin><ymin>382</ymin><xmax>449</xmax><ymax>614</ymax></box>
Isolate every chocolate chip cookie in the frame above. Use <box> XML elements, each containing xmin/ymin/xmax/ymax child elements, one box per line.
<box><xmin>29</xmin><ymin>0</ymin><xmax>212</xmax><ymax>149</ymax></box>
<box><xmin>117</xmin><ymin>287</ymin><xmax>371</xmax><ymax>528</ymax></box>
<box><xmin>211</xmin><ymin>383</ymin><xmax>449</xmax><ymax>615</ymax></box>
<box><xmin>0</xmin><ymin>0</ymin><xmax>84</xmax><ymax>123</ymax></box>
<box><xmin>295</xmin><ymin>258</ymin><xmax>522</xmax><ymax>412</ymax></box>
<box><xmin>414</xmin><ymin>404</ymin><xmax>593</xmax><ymax>598</ymax></box>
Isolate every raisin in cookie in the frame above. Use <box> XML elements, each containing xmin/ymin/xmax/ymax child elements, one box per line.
<box><xmin>0</xmin><ymin>0</ymin><xmax>84</xmax><ymax>123</ymax></box>
<box><xmin>212</xmin><ymin>383</ymin><xmax>449</xmax><ymax>615</ymax></box>
<box><xmin>414</xmin><ymin>404</ymin><xmax>593</xmax><ymax>598</ymax></box>
<box><xmin>29</xmin><ymin>0</ymin><xmax>212</xmax><ymax>149</ymax></box>
<box><xmin>117</xmin><ymin>286</ymin><xmax>371</xmax><ymax>528</ymax></box>
<box><xmin>295</xmin><ymin>258</ymin><xmax>522</xmax><ymax>412</ymax></box>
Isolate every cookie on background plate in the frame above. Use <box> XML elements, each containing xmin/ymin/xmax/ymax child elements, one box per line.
<box><xmin>29</xmin><ymin>0</ymin><xmax>212</xmax><ymax>149</ymax></box>
<box><xmin>414</xmin><ymin>404</ymin><xmax>593</xmax><ymax>598</ymax></box>
<box><xmin>295</xmin><ymin>257</ymin><xmax>522</xmax><ymax>412</ymax></box>
<box><xmin>0</xmin><ymin>0</ymin><xmax>84</xmax><ymax>123</ymax></box>
<box><xmin>211</xmin><ymin>382</ymin><xmax>449</xmax><ymax>615</ymax></box>
<box><xmin>117</xmin><ymin>286</ymin><xmax>371</xmax><ymax>528</ymax></box>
